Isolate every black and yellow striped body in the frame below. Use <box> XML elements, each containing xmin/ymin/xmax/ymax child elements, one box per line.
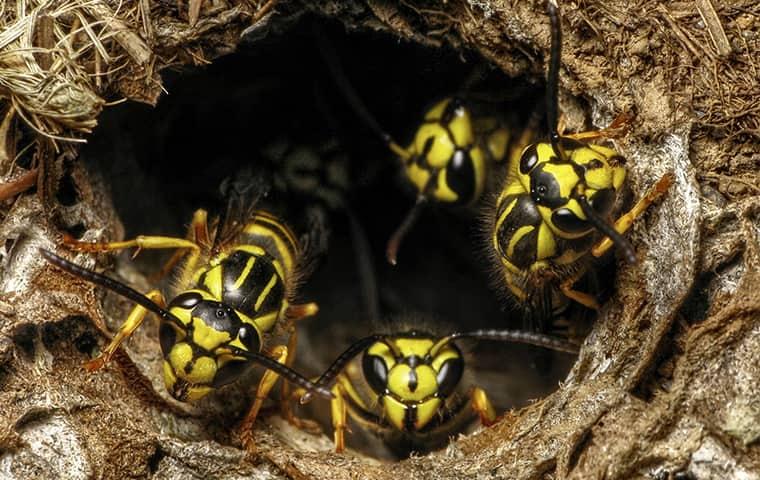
<box><xmin>336</xmin><ymin>332</ymin><xmax>467</xmax><ymax>438</ymax></box>
<box><xmin>402</xmin><ymin>98</ymin><xmax>509</xmax><ymax>205</ymax></box>
<box><xmin>492</xmin><ymin>138</ymin><xmax>626</xmax><ymax>304</ymax></box>
<box><xmin>161</xmin><ymin>212</ymin><xmax>301</xmax><ymax>401</ymax></box>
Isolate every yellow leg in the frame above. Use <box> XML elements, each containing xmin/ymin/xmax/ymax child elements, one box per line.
<box><xmin>239</xmin><ymin>345</ymin><xmax>289</xmax><ymax>454</ymax></box>
<box><xmin>150</xmin><ymin>209</ymin><xmax>210</xmax><ymax>282</ymax></box>
<box><xmin>85</xmin><ymin>290</ymin><xmax>165</xmax><ymax>371</ymax></box>
<box><xmin>471</xmin><ymin>386</ymin><xmax>497</xmax><ymax>427</ymax></box>
<box><xmin>330</xmin><ymin>383</ymin><xmax>348</xmax><ymax>453</ymax></box>
<box><xmin>63</xmin><ymin>233</ymin><xmax>200</xmax><ymax>258</ymax></box>
<box><xmin>591</xmin><ymin>173</ymin><xmax>674</xmax><ymax>258</ymax></box>
<box><xmin>564</xmin><ymin>112</ymin><xmax>633</xmax><ymax>141</ymax></box>
<box><xmin>559</xmin><ymin>270</ymin><xmax>600</xmax><ymax>310</ymax></box>
<box><xmin>278</xmin><ymin>326</ymin><xmax>322</xmax><ymax>433</ymax></box>
<box><xmin>285</xmin><ymin>302</ymin><xmax>319</xmax><ymax>321</ymax></box>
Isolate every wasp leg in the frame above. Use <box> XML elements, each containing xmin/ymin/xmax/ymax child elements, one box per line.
<box><xmin>150</xmin><ymin>209</ymin><xmax>210</xmax><ymax>282</ymax></box>
<box><xmin>279</xmin><ymin>325</ymin><xmax>322</xmax><ymax>433</ymax></box>
<box><xmin>285</xmin><ymin>302</ymin><xmax>319</xmax><ymax>321</ymax></box>
<box><xmin>330</xmin><ymin>382</ymin><xmax>348</xmax><ymax>453</ymax></box>
<box><xmin>470</xmin><ymin>386</ymin><xmax>497</xmax><ymax>427</ymax></box>
<box><xmin>85</xmin><ymin>289</ymin><xmax>165</xmax><ymax>371</ymax></box>
<box><xmin>591</xmin><ymin>173</ymin><xmax>674</xmax><ymax>258</ymax></box>
<box><xmin>558</xmin><ymin>270</ymin><xmax>600</xmax><ymax>310</ymax></box>
<box><xmin>239</xmin><ymin>345</ymin><xmax>289</xmax><ymax>455</ymax></box>
<box><xmin>563</xmin><ymin>113</ymin><xmax>633</xmax><ymax>141</ymax></box>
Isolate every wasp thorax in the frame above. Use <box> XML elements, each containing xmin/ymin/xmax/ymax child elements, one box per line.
<box><xmin>159</xmin><ymin>292</ymin><xmax>263</xmax><ymax>402</ymax></box>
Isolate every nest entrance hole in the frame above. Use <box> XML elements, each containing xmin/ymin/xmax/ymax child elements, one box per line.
<box><xmin>77</xmin><ymin>16</ymin><xmax>581</xmax><ymax>460</ymax></box>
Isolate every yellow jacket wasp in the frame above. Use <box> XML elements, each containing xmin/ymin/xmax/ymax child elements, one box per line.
<box><xmin>299</xmin><ymin>328</ymin><xmax>577</xmax><ymax>456</ymax></box>
<box><xmin>314</xmin><ymin>27</ymin><xmax>512</xmax><ymax>266</ymax></box>
<box><xmin>40</xmin><ymin>177</ymin><xmax>332</xmax><ymax>453</ymax></box>
<box><xmin>487</xmin><ymin>0</ymin><xmax>672</xmax><ymax>321</ymax></box>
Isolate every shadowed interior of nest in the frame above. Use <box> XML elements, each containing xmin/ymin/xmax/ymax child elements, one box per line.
<box><xmin>73</xmin><ymin>15</ymin><xmax>586</xmax><ymax>460</ymax></box>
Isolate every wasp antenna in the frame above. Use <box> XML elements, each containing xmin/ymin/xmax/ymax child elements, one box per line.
<box><xmin>235</xmin><ymin>349</ymin><xmax>334</xmax><ymax>400</ymax></box>
<box><xmin>39</xmin><ymin>248</ymin><xmax>186</xmax><ymax>326</ymax></box>
<box><xmin>386</xmin><ymin>196</ymin><xmax>427</xmax><ymax>266</ymax></box>
<box><xmin>312</xmin><ymin>24</ymin><xmax>410</xmax><ymax>161</ymax></box>
<box><xmin>577</xmin><ymin>196</ymin><xmax>637</xmax><ymax>264</ymax></box>
<box><xmin>447</xmin><ymin>329</ymin><xmax>579</xmax><ymax>354</ymax></box>
<box><xmin>546</xmin><ymin>0</ymin><xmax>565</xmax><ymax>161</ymax></box>
<box><xmin>300</xmin><ymin>334</ymin><xmax>385</xmax><ymax>404</ymax></box>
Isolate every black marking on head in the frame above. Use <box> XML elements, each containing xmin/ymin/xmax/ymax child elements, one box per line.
<box><xmin>191</xmin><ymin>301</ymin><xmax>241</xmax><ymax>342</ymax></box>
<box><xmin>441</xmin><ymin>98</ymin><xmax>464</xmax><ymax>125</ymax></box>
<box><xmin>169</xmin><ymin>292</ymin><xmax>203</xmax><ymax>310</ymax></box>
<box><xmin>238</xmin><ymin>324</ymin><xmax>261</xmax><ymax>352</ymax></box>
<box><xmin>585</xmin><ymin>158</ymin><xmax>604</xmax><ymax>170</ymax></box>
<box><xmin>530</xmin><ymin>164</ymin><xmax>565</xmax><ymax>208</ymax></box>
<box><xmin>551</xmin><ymin>208</ymin><xmax>590</xmax><ymax>234</ymax></box>
<box><xmin>363</xmin><ymin>353</ymin><xmax>389</xmax><ymax>395</ymax></box>
<box><xmin>519</xmin><ymin>144</ymin><xmax>539</xmax><ymax>174</ymax></box>
<box><xmin>436</xmin><ymin>356</ymin><xmax>464</xmax><ymax>398</ymax></box>
<box><xmin>560</xmin><ymin>137</ymin><xmax>585</xmax><ymax>151</ymax></box>
<box><xmin>158</xmin><ymin>321</ymin><xmax>178</xmax><ymax>357</ymax></box>
<box><xmin>404</xmin><ymin>404</ymin><xmax>417</xmax><ymax>432</ymax></box>
<box><xmin>408</xmin><ymin>368</ymin><xmax>419</xmax><ymax>392</ymax></box>
<box><xmin>444</xmin><ymin>148</ymin><xmax>476</xmax><ymax>204</ymax></box>
<box><xmin>418</xmin><ymin>136</ymin><xmax>435</xmax><ymax>167</ymax></box>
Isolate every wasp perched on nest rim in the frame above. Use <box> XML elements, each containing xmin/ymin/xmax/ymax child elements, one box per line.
<box><xmin>39</xmin><ymin>174</ymin><xmax>333</xmax><ymax>454</ymax></box>
<box><xmin>297</xmin><ymin>325</ymin><xmax>577</xmax><ymax>457</ymax></box>
<box><xmin>314</xmin><ymin>26</ymin><xmax>522</xmax><ymax>266</ymax></box>
<box><xmin>485</xmin><ymin>0</ymin><xmax>673</xmax><ymax>327</ymax></box>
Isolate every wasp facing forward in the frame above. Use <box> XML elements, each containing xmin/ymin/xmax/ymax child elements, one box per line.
<box><xmin>298</xmin><ymin>328</ymin><xmax>577</xmax><ymax>456</ymax></box>
<box><xmin>40</xmin><ymin>186</ymin><xmax>332</xmax><ymax>453</ymax></box>
<box><xmin>487</xmin><ymin>0</ymin><xmax>673</xmax><ymax>321</ymax></box>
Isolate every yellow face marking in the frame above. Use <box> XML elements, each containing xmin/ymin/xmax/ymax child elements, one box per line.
<box><xmin>232</xmin><ymin>256</ymin><xmax>256</xmax><ymax>291</ymax></box>
<box><xmin>393</xmin><ymin>338</ymin><xmax>434</xmax><ymax>357</ymax></box>
<box><xmin>183</xmin><ymin>356</ymin><xmax>217</xmax><ymax>384</ymax></box>
<box><xmin>382</xmin><ymin>395</ymin><xmax>408</xmax><ymax>431</ymax></box>
<box><xmin>424</xmin><ymin>99</ymin><xmax>449</xmax><ymax>120</ymax></box>
<box><xmin>430</xmin><ymin>346</ymin><xmax>459</xmax><ymax>371</ymax></box>
<box><xmin>255</xmin><ymin>273</ymin><xmax>279</xmax><ymax>312</ymax></box>
<box><xmin>191</xmin><ymin>317</ymin><xmax>232</xmax><ymax>351</ymax></box>
<box><xmin>367</xmin><ymin>342</ymin><xmax>396</xmax><ymax>370</ymax></box>
<box><xmin>543</xmin><ymin>163</ymin><xmax>580</xmax><ymax>198</ymax></box>
<box><xmin>415</xmin><ymin>123</ymin><xmax>455</xmax><ymax>169</ymax></box>
<box><xmin>168</xmin><ymin>342</ymin><xmax>193</xmax><ymax>377</ymax></box>
<box><xmin>507</xmin><ymin>225</ymin><xmax>535</xmax><ymax>259</ymax></box>
<box><xmin>435</xmin><ymin>168</ymin><xmax>458</xmax><ymax>203</ymax></box>
<box><xmin>162</xmin><ymin>360</ymin><xmax>177</xmax><ymax>391</ymax></box>
<box><xmin>415</xmin><ymin>398</ymin><xmax>442</xmax><ymax>429</ymax></box>
<box><xmin>613</xmin><ymin>166</ymin><xmax>626</xmax><ymax>190</ymax></box>
<box><xmin>186</xmin><ymin>386</ymin><xmax>214</xmax><ymax>401</ymax></box>
<box><xmin>169</xmin><ymin>305</ymin><xmax>193</xmax><ymax>326</ymax></box>
<box><xmin>405</xmin><ymin>162</ymin><xmax>432</xmax><ymax>194</ymax></box>
<box><xmin>387</xmin><ymin>364</ymin><xmax>437</xmax><ymax>401</ymax></box>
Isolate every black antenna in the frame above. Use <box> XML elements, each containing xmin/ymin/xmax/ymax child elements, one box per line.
<box><xmin>430</xmin><ymin>329</ymin><xmax>579</xmax><ymax>357</ymax></box>
<box><xmin>40</xmin><ymin>249</ymin><xmax>185</xmax><ymax>327</ymax></box>
<box><xmin>546</xmin><ymin>0</ymin><xmax>564</xmax><ymax>161</ymax></box>
<box><xmin>576</xmin><ymin>196</ymin><xmax>636</xmax><ymax>263</ymax></box>
<box><xmin>312</xmin><ymin>24</ymin><xmax>410</xmax><ymax>161</ymax></box>
<box><xmin>386</xmin><ymin>195</ymin><xmax>427</xmax><ymax>265</ymax></box>
<box><xmin>300</xmin><ymin>334</ymin><xmax>385</xmax><ymax>404</ymax></box>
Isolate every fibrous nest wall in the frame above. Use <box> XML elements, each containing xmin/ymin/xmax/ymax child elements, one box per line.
<box><xmin>0</xmin><ymin>1</ymin><xmax>758</xmax><ymax>479</ymax></box>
